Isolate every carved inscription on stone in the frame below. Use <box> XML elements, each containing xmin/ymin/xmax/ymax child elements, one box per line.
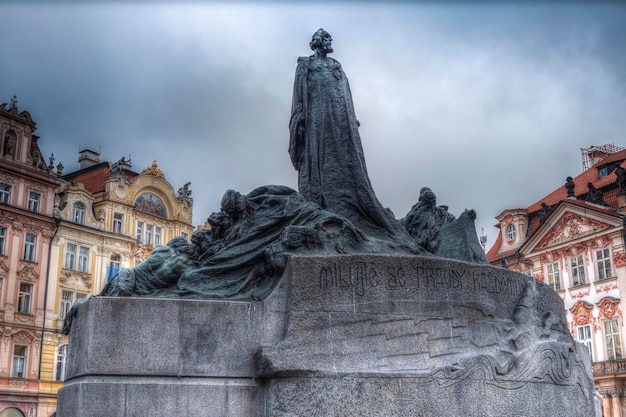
<box><xmin>319</xmin><ymin>260</ymin><xmax>525</xmax><ymax>298</ymax></box>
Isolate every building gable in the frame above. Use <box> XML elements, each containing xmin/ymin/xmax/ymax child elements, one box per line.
<box><xmin>520</xmin><ymin>202</ymin><xmax>619</xmax><ymax>255</ymax></box>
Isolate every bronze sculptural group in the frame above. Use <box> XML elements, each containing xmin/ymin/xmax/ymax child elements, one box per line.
<box><xmin>78</xmin><ymin>29</ymin><xmax>486</xmax><ymax>306</ymax></box>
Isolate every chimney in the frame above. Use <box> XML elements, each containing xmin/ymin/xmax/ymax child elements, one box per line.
<box><xmin>78</xmin><ymin>149</ymin><xmax>100</xmax><ymax>169</ymax></box>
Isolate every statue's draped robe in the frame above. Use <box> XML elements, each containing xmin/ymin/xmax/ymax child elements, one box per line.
<box><xmin>289</xmin><ymin>56</ymin><xmax>410</xmax><ymax>243</ymax></box>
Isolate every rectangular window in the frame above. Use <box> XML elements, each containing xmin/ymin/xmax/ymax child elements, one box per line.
<box><xmin>605</xmin><ymin>318</ymin><xmax>623</xmax><ymax>360</ymax></box>
<box><xmin>0</xmin><ymin>184</ymin><xmax>10</xmax><ymax>204</ymax></box>
<box><xmin>0</xmin><ymin>226</ymin><xmax>6</xmax><ymax>255</ymax></box>
<box><xmin>523</xmin><ymin>270</ymin><xmax>533</xmax><ymax>277</ymax></box>
<box><xmin>145</xmin><ymin>224</ymin><xmax>153</xmax><ymax>245</ymax></box>
<box><xmin>570</xmin><ymin>255</ymin><xmax>586</xmax><ymax>286</ymax></box>
<box><xmin>546</xmin><ymin>262</ymin><xmax>561</xmax><ymax>291</ymax></box>
<box><xmin>60</xmin><ymin>290</ymin><xmax>73</xmax><ymax>319</ymax></box>
<box><xmin>60</xmin><ymin>291</ymin><xmax>88</xmax><ymax>320</ymax></box>
<box><xmin>56</xmin><ymin>345</ymin><xmax>67</xmax><ymax>381</ymax></box>
<box><xmin>27</xmin><ymin>192</ymin><xmax>40</xmax><ymax>212</ymax></box>
<box><xmin>113</xmin><ymin>213</ymin><xmax>123</xmax><ymax>234</ymax></box>
<box><xmin>0</xmin><ymin>277</ymin><xmax>3</xmax><ymax>300</ymax></box>
<box><xmin>577</xmin><ymin>325</ymin><xmax>593</xmax><ymax>362</ymax></box>
<box><xmin>155</xmin><ymin>227</ymin><xmax>162</xmax><ymax>246</ymax></box>
<box><xmin>78</xmin><ymin>247</ymin><xmax>89</xmax><ymax>273</ymax></box>
<box><xmin>73</xmin><ymin>202</ymin><xmax>85</xmax><ymax>224</ymax></box>
<box><xmin>136</xmin><ymin>221</ymin><xmax>144</xmax><ymax>243</ymax></box>
<box><xmin>181</xmin><ymin>232</ymin><xmax>188</xmax><ymax>241</ymax></box>
<box><xmin>65</xmin><ymin>243</ymin><xmax>76</xmax><ymax>269</ymax></box>
<box><xmin>11</xmin><ymin>345</ymin><xmax>27</xmax><ymax>378</ymax></box>
<box><xmin>23</xmin><ymin>233</ymin><xmax>36</xmax><ymax>262</ymax></box>
<box><xmin>18</xmin><ymin>283</ymin><xmax>32</xmax><ymax>314</ymax></box>
<box><xmin>596</xmin><ymin>248</ymin><xmax>612</xmax><ymax>281</ymax></box>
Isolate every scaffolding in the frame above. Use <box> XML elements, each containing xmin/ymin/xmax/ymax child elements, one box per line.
<box><xmin>581</xmin><ymin>143</ymin><xmax>625</xmax><ymax>171</ymax></box>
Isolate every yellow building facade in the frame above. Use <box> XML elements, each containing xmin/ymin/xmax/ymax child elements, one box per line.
<box><xmin>36</xmin><ymin>152</ymin><xmax>194</xmax><ymax>416</ymax></box>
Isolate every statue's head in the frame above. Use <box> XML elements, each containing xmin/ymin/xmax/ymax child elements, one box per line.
<box><xmin>310</xmin><ymin>28</ymin><xmax>333</xmax><ymax>55</ymax></box>
<box><xmin>421</xmin><ymin>190</ymin><xmax>436</xmax><ymax>208</ymax></box>
<box><xmin>418</xmin><ymin>186</ymin><xmax>432</xmax><ymax>202</ymax></box>
<box><xmin>221</xmin><ymin>189</ymin><xmax>247</xmax><ymax>218</ymax></box>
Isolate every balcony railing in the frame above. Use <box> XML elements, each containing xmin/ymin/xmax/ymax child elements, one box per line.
<box><xmin>593</xmin><ymin>358</ymin><xmax>626</xmax><ymax>376</ymax></box>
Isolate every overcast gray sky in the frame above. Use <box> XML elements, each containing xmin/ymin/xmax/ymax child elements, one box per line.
<box><xmin>2</xmin><ymin>2</ymin><xmax>625</xmax><ymax>252</ymax></box>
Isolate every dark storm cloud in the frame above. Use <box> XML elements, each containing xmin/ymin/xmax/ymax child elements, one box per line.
<box><xmin>1</xmin><ymin>3</ymin><xmax>626</xmax><ymax>249</ymax></box>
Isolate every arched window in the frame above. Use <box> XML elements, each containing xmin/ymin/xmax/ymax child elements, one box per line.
<box><xmin>73</xmin><ymin>202</ymin><xmax>85</xmax><ymax>224</ymax></box>
<box><xmin>56</xmin><ymin>345</ymin><xmax>68</xmax><ymax>381</ymax></box>
<box><xmin>0</xmin><ymin>407</ymin><xmax>26</xmax><ymax>417</ymax></box>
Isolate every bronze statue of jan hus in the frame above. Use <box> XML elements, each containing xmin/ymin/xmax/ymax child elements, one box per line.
<box><xmin>289</xmin><ymin>28</ymin><xmax>410</xmax><ymax>243</ymax></box>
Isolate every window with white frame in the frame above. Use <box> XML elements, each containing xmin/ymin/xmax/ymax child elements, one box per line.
<box><xmin>11</xmin><ymin>345</ymin><xmax>27</xmax><ymax>378</ymax></box>
<box><xmin>59</xmin><ymin>290</ymin><xmax>87</xmax><ymax>320</ymax></box>
<box><xmin>56</xmin><ymin>345</ymin><xmax>68</xmax><ymax>381</ymax></box>
<box><xmin>0</xmin><ymin>226</ymin><xmax>6</xmax><ymax>255</ymax></box>
<box><xmin>0</xmin><ymin>184</ymin><xmax>10</xmax><ymax>204</ymax></box>
<box><xmin>65</xmin><ymin>243</ymin><xmax>76</xmax><ymax>269</ymax></box>
<box><xmin>181</xmin><ymin>232</ymin><xmax>189</xmax><ymax>241</ymax></box>
<box><xmin>523</xmin><ymin>270</ymin><xmax>533</xmax><ymax>277</ymax></box>
<box><xmin>113</xmin><ymin>213</ymin><xmax>123</xmax><ymax>234</ymax></box>
<box><xmin>136</xmin><ymin>221</ymin><xmax>144</xmax><ymax>243</ymax></box>
<box><xmin>570</xmin><ymin>255</ymin><xmax>586</xmax><ymax>286</ymax></box>
<box><xmin>506</xmin><ymin>224</ymin><xmax>516</xmax><ymax>241</ymax></box>
<box><xmin>577</xmin><ymin>325</ymin><xmax>594</xmax><ymax>361</ymax></box>
<box><xmin>23</xmin><ymin>233</ymin><xmax>36</xmax><ymax>261</ymax></box>
<box><xmin>546</xmin><ymin>262</ymin><xmax>561</xmax><ymax>291</ymax></box>
<box><xmin>73</xmin><ymin>202</ymin><xmax>85</xmax><ymax>224</ymax></box>
<box><xmin>60</xmin><ymin>290</ymin><xmax>73</xmax><ymax>319</ymax></box>
<box><xmin>605</xmin><ymin>318</ymin><xmax>623</xmax><ymax>360</ymax></box>
<box><xmin>78</xmin><ymin>246</ymin><xmax>89</xmax><ymax>272</ymax></box>
<box><xmin>596</xmin><ymin>248</ymin><xmax>613</xmax><ymax>281</ymax></box>
<box><xmin>145</xmin><ymin>224</ymin><xmax>153</xmax><ymax>245</ymax></box>
<box><xmin>17</xmin><ymin>283</ymin><xmax>32</xmax><ymax>314</ymax></box>
<box><xmin>155</xmin><ymin>227</ymin><xmax>162</xmax><ymax>246</ymax></box>
<box><xmin>27</xmin><ymin>191</ymin><xmax>40</xmax><ymax>212</ymax></box>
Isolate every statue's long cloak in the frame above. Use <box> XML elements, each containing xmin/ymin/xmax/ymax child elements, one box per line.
<box><xmin>289</xmin><ymin>56</ymin><xmax>409</xmax><ymax>242</ymax></box>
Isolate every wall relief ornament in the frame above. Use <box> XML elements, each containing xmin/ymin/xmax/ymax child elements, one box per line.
<box><xmin>0</xmin><ymin>259</ymin><xmax>9</xmax><ymax>277</ymax></box>
<box><xmin>12</xmin><ymin>330</ymin><xmax>34</xmax><ymax>345</ymax></box>
<box><xmin>570</xmin><ymin>300</ymin><xmax>593</xmax><ymax>326</ymax></box>
<box><xmin>596</xmin><ymin>282</ymin><xmax>618</xmax><ymax>293</ymax></box>
<box><xmin>536</xmin><ymin>212</ymin><xmax>610</xmax><ymax>249</ymax></box>
<box><xmin>614</xmin><ymin>252</ymin><xmax>626</xmax><ymax>267</ymax></box>
<box><xmin>17</xmin><ymin>263</ymin><xmax>39</xmax><ymax>282</ymax></box>
<box><xmin>596</xmin><ymin>297</ymin><xmax>622</xmax><ymax>328</ymax></box>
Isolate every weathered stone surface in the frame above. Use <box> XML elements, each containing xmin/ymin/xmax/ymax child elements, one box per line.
<box><xmin>58</xmin><ymin>255</ymin><xmax>595</xmax><ymax>416</ymax></box>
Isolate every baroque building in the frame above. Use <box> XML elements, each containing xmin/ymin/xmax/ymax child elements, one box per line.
<box><xmin>487</xmin><ymin>144</ymin><xmax>626</xmax><ymax>417</ymax></box>
<box><xmin>0</xmin><ymin>96</ymin><xmax>195</xmax><ymax>417</ymax></box>
<box><xmin>36</xmin><ymin>151</ymin><xmax>194</xmax><ymax>416</ymax></box>
<box><xmin>0</xmin><ymin>97</ymin><xmax>64</xmax><ymax>417</ymax></box>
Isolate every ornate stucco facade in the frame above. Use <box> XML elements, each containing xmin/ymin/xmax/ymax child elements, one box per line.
<box><xmin>0</xmin><ymin>98</ymin><xmax>63</xmax><ymax>417</ymax></box>
<box><xmin>0</xmin><ymin>97</ymin><xmax>195</xmax><ymax>417</ymax></box>
<box><xmin>487</xmin><ymin>144</ymin><xmax>626</xmax><ymax>417</ymax></box>
<box><xmin>36</xmin><ymin>152</ymin><xmax>194</xmax><ymax>416</ymax></box>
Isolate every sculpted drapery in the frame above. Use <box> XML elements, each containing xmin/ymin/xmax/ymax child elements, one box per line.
<box><xmin>289</xmin><ymin>29</ymin><xmax>409</xmax><ymax>243</ymax></box>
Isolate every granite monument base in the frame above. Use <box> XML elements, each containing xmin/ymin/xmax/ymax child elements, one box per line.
<box><xmin>57</xmin><ymin>255</ymin><xmax>595</xmax><ymax>416</ymax></box>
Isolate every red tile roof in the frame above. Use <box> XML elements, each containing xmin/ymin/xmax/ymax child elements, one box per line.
<box><xmin>64</xmin><ymin>162</ymin><xmax>138</xmax><ymax>194</ymax></box>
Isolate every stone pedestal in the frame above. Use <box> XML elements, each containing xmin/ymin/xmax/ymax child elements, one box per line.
<box><xmin>57</xmin><ymin>254</ymin><xmax>595</xmax><ymax>416</ymax></box>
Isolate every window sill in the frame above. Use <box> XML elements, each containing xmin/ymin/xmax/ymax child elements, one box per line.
<box><xmin>569</xmin><ymin>283</ymin><xmax>591</xmax><ymax>291</ymax></box>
